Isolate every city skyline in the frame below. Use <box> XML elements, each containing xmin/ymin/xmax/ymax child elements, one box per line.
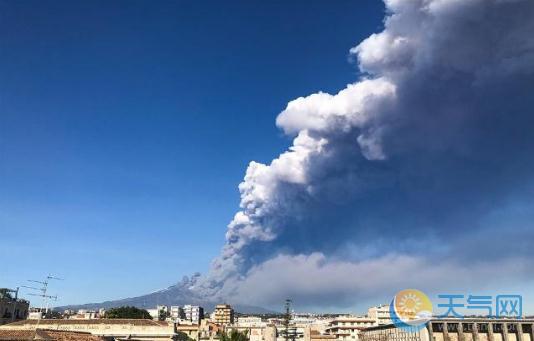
<box><xmin>2</xmin><ymin>0</ymin><xmax>534</xmax><ymax>313</ymax></box>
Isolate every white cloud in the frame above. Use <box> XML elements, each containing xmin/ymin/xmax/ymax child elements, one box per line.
<box><xmin>227</xmin><ymin>253</ymin><xmax>533</xmax><ymax>311</ymax></box>
<box><xmin>275</xmin><ymin>78</ymin><xmax>396</xmax><ymax>136</ymax></box>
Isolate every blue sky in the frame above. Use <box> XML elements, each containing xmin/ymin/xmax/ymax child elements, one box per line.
<box><xmin>0</xmin><ymin>0</ymin><xmax>385</xmax><ymax>305</ymax></box>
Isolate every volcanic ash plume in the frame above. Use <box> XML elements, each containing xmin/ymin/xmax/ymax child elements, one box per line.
<box><xmin>196</xmin><ymin>0</ymin><xmax>534</xmax><ymax>308</ymax></box>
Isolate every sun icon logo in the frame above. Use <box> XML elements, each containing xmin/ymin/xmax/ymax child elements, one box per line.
<box><xmin>399</xmin><ymin>292</ymin><xmax>421</xmax><ymax>315</ymax></box>
<box><xmin>390</xmin><ymin>289</ymin><xmax>433</xmax><ymax>331</ymax></box>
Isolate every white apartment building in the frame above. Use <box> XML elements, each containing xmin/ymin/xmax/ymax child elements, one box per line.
<box><xmin>236</xmin><ymin>316</ymin><xmax>266</xmax><ymax>327</ymax></box>
<box><xmin>325</xmin><ymin>316</ymin><xmax>376</xmax><ymax>341</ymax></box>
<box><xmin>367</xmin><ymin>305</ymin><xmax>391</xmax><ymax>326</ymax></box>
<box><xmin>183</xmin><ymin>305</ymin><xmax>204</xmax><ymax>324</ymax></box>
<box><xmin>98</xmin><ymin>308</ymin><xmax>106</xmax><ymax>317</ymax></box>
<box><xmin>147</xmin><ymin>308</ymin><xmax>159</xmax><ymax>320</ymax></box>
<box><xmin>147</xmin><ymin>305</ymin><xmax>169</xmax><ymax>320</ymax></box>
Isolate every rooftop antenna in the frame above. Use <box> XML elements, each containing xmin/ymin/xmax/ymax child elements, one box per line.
<box><xmin>23</xmin><ymin>274</ymin><xmax>63</xmax><ymax>321</ymax></box>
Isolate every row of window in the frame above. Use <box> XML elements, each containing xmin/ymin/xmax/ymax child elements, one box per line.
<box><xmin>431</xmin><ymin>322</ymin><xmax>533</xmax><ymax>334</ymax></box>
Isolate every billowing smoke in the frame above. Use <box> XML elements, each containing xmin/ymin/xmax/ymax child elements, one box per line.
<box><xmin>196</xmin><ymin>0</ymin><xmax>534</xmax><ymax>309</ymax></box>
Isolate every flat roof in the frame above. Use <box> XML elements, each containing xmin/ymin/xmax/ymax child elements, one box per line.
<box><xmin>0</xmin><ymin>329</ymin><xmax>104</xmax><ymax>340</ymax></box>
<box><xmin>5</xmin><ymin>318</ymin><xmax>169</xmax><ymax>326</ymax></box>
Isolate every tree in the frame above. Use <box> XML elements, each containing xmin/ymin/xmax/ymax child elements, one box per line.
<box><xmin>220</xmin><ymin>330</ymin><xmax>249</xmax><ymax>341</ymax></box>
<box><xmin>104</xmin><ymin>306</ymin><xmax>152</xmax><ymax>319</ymax></box>
<box><xmin>176</xmin><ymin>331</ymin><xmax>195</xmax><ymax>341</ymax></box>
<box><xmin>158</xmin><ymin>308</ymin><xmax>169</xmax><ymax>321</ymax></box>
<box><xmin>283</xmin><ymin>299</ymin><xmax>295</xmax><ymax>341</ymax></box>
<box><xmin>0</xmin><ymin>289</ymin><xmax>13</xmax><ymax>300</ymax></box>
<box><xmin>46</xmin><ymin>310</ymin><xmax>63</xmax><ymax>319</ymax></box>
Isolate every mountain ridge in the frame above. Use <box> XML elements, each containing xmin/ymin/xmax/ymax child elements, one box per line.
<box><xmin>54</xmin><ymin>274</ymin><xmax>276</xmax><ymax>314</ymax></box>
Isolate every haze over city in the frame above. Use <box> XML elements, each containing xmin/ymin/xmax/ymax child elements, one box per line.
<box><xmin>2</xmin><ymin>0</ymin><xmax>534</xmax><ymax>315</ymax></box>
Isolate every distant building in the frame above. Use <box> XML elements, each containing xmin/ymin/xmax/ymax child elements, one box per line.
<box><xmin>236</xmin><ymin>316</ymin><xmax>265</xmax><ymax>327</ymax></box>
<box><xmin>359</xmin><ymin>318</ymin><xmax>534</xmax><ymax>341</ymax></box>
<box><xmin>148</xmin><ymin>305</ymin><xmax>169</xmax><ymax>320</ymax></box>
<box><xmin>27</xmin><ymin>311</ymin><xmax>44</xmax><ymax>320</ymax></box>
<box><xmin>367</xmin><ymin>305</ymin><xmax>391</xmax><ymax>326</ymax></box>
<box><xmin>0</xmin><ymin>288</ymin><xmax>29</xmax><ymax>325</ymax></box>
<box><xmin>70</xmin><ymin>311</ymin><xmax>98</xmax><ymax>320</ymax></box>
<box><xmin>199</xmin><ymin>319</ymin><xmax>223</xmax><ymax>340</ymax></box>
<box><xmin>147</xmin><ymin>309</ymin><xmax>159</xmax><ymax>320</ymax></box>
<box><xmin>176</xmin><ymin>323</ymin><xmax>201</xmax><ymax>340</ymax></box>
<box><xmin>304</xmin><ymin>327</ymin><xmax>337</xmax><ymax>341</ymax></box>
<box><xmin>214</xmin><ymin>304</ymin><xmax>234</xmax><ymax>326</ymax></box>
<box><xmin>171</xmin><ymin>306</ymin><xmax>185</xmax><ymax>320</ymax></box>
<box><xmin>227</xmin><ymin>324</ymin><xmax>277</xmax><ymax>341</ymax></box>
<box><xmin>63</xmin><ymin>309</ymin><xmax>75</xmax><ymax>316</ymax></box>
<box><xmin>325</xmin><ymin>316</ymin><xmax>376</xmax><ymax>341</ymax></box>
<box><xmin>184</xmin><ymin>305</ymin><xmax>204</xmax><ymax>324</ymax></box>
<box><xmin>98</xmin><ymin>308</ymin><xmax>106</xmax><ymax>317</ymax></box>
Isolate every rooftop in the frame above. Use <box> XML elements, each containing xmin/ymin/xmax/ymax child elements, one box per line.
<box><xmin>5</xmin><ymin>319</ymin><xmax>169</xmax><ymax>327</ymax></box>
<box><xmin>0</xmin><ymin>329</ymin><xmax>105</xmax><ymax>341</ymax></box>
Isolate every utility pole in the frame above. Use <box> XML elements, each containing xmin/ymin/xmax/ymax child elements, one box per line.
<box><xmin>2</xmin><ymin>287</ymin><xmax>20</xmax><ymax>323</ymax></box>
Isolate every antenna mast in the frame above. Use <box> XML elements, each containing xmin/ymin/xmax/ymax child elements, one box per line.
<box><xmin>24</xmin><ymin>274</ymin><xmax>62</xmax><ymax>319</ymax></box>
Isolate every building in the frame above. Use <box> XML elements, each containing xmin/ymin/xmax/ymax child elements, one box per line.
<box><xmin>27</xmin><ymin>311</ymin><xmax>43</xmax><ymax>320</ymax></box>
<box><xmin>176</xmin><ymin>323</ymin><xmax>200</xmax><ymax>340</ymax></box>
<box><xmin>0</xmin><ymin>329</ymin><xmax>106</xmax><ymax>340</ymax></box>
<box><xmin>359</xmin><ymin>318</ymin><xmax>534</xmax><ymax>341</ymax></box>
<box><xmin>0</xmin><ymin>318</ymin><xmax>179</xmax><ymax>341</ymax></box>
<box><xmin>236</xmin><ymin>316</ymin><xmax>265</xmax><ymax>327</ymax></box>
<box><xmin>148</xmin><ymin>305</ymin><xmax>170</xmax><ymax>321</ymax></box>
<box><xmin>98</xmin><ymin>308</ymin><xmax>106</xmax><ymax>317</ymax></box>
<box><xmin>227</xmin><ymin>325</ymin><xmax>277</xmax><ymax>341</ymax></box>
<box><xmin>214</xmin><ymin>304</ymin><xmax>234</xmax><ymax>326</ymax></box>
<box><xmin>304</xmin><ymin>327</ymin><xmax>338</xmax><ymax>341</ymax></box>
<box><xmin>171</xmin><ymin>306</ymin><xmax>185</xmax><ymax>320</ymax></box>
<box><xmin>367</xmin><ymin>305</ymin><xmax>391</xmax><ymax>326</ymax></box>
<box><xmin>69</xmin><ymin>310</ymin><xmax>99</xmax><ymax>320</ymax></box>
<box><xmin>0</xmin><ymin>288</ymin><xmax>29</xmax><ymax>326</ymax></box>
<box><xmin>325</xmin><ymin>317</ymin><xmax>376</xmax><ymax>341</ymax></box>
<box><xmin>184</xmin><ymin>305</ymin><xmax>204</xmax><ymax>324</ymax></box>
<box><xmin>199</xmin><ymin>319</ymin><xmax>223</xmax><ymax>341</ymax></box>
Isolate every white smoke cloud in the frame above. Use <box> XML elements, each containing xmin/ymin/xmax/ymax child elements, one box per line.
<box><xmin>197</xmin><ymin>0</ymin><xmax>534</xmax><ymax>309</ymax></box>
<box><xmin>228</xmin><ymin>253</ymin><xmax>533</xmax><ymax>310</ymax></box>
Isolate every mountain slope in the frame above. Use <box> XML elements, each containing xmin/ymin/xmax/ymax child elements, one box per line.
<box><xmin>55</xmin><ymin>274</ymin><xmax>275</xmax><ymax>314</ymax></box>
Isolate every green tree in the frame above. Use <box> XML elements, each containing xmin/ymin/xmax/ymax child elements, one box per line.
<box><xmin>220</xmin><ymin>330</ymin><xmax>249</xmax><ymax>341</ymax></box>
<box><xmin>46</xmin><ymin>310</ymin><xmax>63</xmax><ymax>319</ymax></box>
<box><xmin>0</xmin><ymin>289</ymin><xmax>13</xmax><ymax>299</ymax></box>
<box><xmin>158</xmin><ymin>308</ymin><xmax>169</xmax><ymax>321</ymax></box>
<box><xmin>176</xmin><ymin>331</ymin><xmax>195</xmax><ymax>341</ymax></box>
<box><xmin>104</xmin><ymin>306</ymin><xmax>152</xmax><ymax>319</ymax></box>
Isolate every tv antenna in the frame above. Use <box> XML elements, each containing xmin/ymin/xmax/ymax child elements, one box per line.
<box><xmin>23</xmin><ymin>274</ymin><xmax>63</xmax><ymax>319</ymax></box>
